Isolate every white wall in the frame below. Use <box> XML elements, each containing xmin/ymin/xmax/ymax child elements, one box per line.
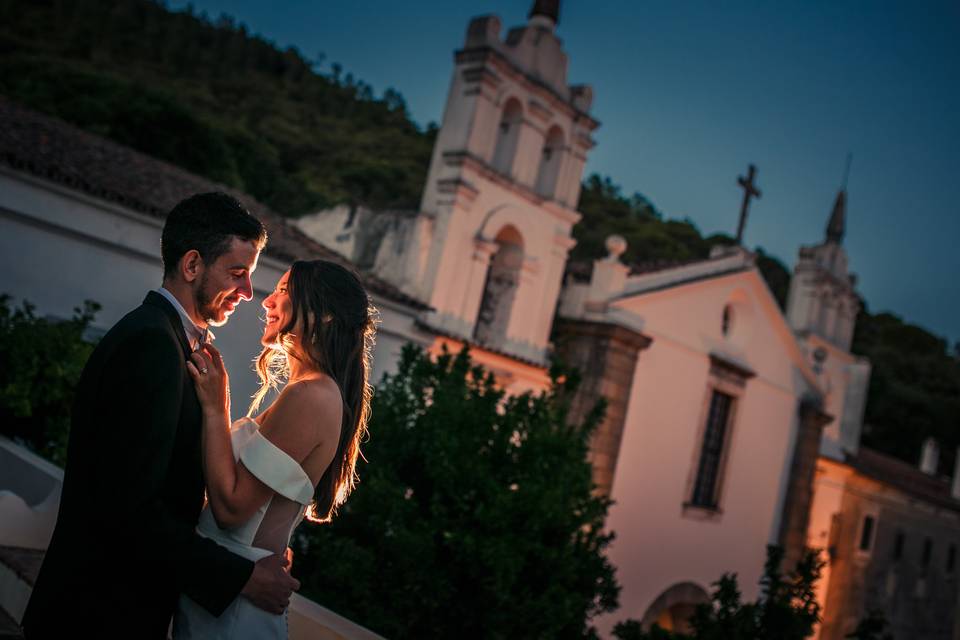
<box><xmin>595</xmin><ymin>271</ymin><xmax>813</xmax><ymax>633</ymax></box>
<box><xmin>0</xmin><ymin>169</ymin><xmax>425</xmax><ymax>416</ymax></box>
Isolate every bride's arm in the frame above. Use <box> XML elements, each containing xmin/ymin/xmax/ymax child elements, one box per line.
<box><xmin>188</xmin><ymin>344</ymin><xmax>339</xmax><ymax>529</ymax></box>
<box><xmin>187</xmin><ymin>343</ymin><xmax>264</xmax><ymax>529</ymax></box>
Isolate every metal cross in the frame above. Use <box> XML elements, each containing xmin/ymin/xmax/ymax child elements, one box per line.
<box><xmin>735</xmin><ymin>164</ymin><xmax>762</xmax><ymax>245</ymax></box>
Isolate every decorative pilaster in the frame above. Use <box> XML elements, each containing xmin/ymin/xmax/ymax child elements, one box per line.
<box><xmin>552</xmin><ymin>318</ymin><xmax>652</xmax><ymax>496</ymax></box>
<box><xmin>778</xmin><ymin>396</ymin><xmax>833</xmax><ymax>571</ymax></box>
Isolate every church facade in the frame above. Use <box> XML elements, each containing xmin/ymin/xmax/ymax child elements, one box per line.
<box><xmin>557</xmin><ymin>239</ymin><xmax>831</xmax><ymax>633</ymax></box>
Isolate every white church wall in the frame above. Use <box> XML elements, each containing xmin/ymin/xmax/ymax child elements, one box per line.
<box><xmin>418</xmin><ymin>68</ymin><xmax>477</xmax><ymax>213</ymax></box>
<box><xmin>597</xmin><ymin>270</ymin><xmax>816</xmax><ymax>633</ymax></box>
<box><xmin>800</xmin><ymin>334</ymin><xmax>871</xmax><ymax>461</ymax></box>
<box><xmin>423</xmin><ymin>170</ymin><xmax>576</xmax><ymax>363</ymax></box>
<box><xmin>294</xmin><ymin>204</ymin><xmax>356</xmax><ymax>260</ymax></box>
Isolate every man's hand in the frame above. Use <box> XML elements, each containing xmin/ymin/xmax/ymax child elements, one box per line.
<box><xmin>241</xmin><ymin>553</ymin><xmax>300</xmax><ymax>615</ymax></box>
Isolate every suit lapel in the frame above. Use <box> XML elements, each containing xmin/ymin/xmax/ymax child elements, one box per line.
<box><xmin>143</xmin><ymin>290</ymin><xmax>193</xmax><ymax>356</ymax></box>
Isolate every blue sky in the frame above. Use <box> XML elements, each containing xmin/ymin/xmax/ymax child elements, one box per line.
<box><xmin>171</xmin><ymin>0</ymin><xmax>960</xmax><ymax>346</ymax></box>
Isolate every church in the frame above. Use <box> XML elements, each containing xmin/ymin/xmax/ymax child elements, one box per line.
<box><xmin>294</xmin><ymin>2</ymin><xmax>960</xmax><ymax>636</ymax></box>
<box><xmin>0</xmin><ymin>0</ymin><xmax>957</xmax><ymax>638</ymax></box>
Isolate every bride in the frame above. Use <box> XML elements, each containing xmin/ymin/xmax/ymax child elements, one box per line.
<box><xmin>173</xmin><ymin>259</ymin><xmax>376</xmax><ymax>639</ymax></box>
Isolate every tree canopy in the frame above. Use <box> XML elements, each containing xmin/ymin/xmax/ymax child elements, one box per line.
<box><xmin>293</xmin><ymin>344</ymin><xmax>619</xmax><ymax>639</ymax></box>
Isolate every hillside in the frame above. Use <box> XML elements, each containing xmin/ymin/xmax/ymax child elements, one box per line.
<box><xmin>1</xmin><ymin>0</ymin><xmax>956</xmax><ymax>470</ymax></box>
<box><xmin>0</xmin><ymin>0</ymin><xmax>434</xmax><ymax>213</ymax></box>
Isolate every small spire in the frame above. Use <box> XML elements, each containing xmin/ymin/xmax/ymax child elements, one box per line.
<box><xmin>826</xmin><ymin>154</ymin><xmax>852</xmax><ymax>244</ymax></box>
<box><xmin>825</xmin><ymin>190</ymin><xmax>846</xmax><ymax>244</ymax></box>
<box><xmin>529</xmin><ymin>0</ymin><xmax>560</xmax><ymax>26</ymax></box>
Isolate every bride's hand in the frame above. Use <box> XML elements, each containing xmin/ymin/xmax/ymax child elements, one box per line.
<box><xmin>186</xmin><ymin>343</ymin><xmax>230</xmax><ymax>418</ymax></box>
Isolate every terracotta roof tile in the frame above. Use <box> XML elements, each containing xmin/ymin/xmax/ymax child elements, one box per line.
<box><xmin>850</xmin><ymin>446</ymin><xmax>960</xmax><ymax>512</ymax></box>
<box><xmin>0</xmin><ymin>96</ymin><xmax>430</xmax><ymax>311</ymax></box>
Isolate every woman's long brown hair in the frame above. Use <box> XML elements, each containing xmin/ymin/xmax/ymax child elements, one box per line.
<box><xmin>248</xmin><ymin>260</ymin><xmax>377</xmax><ymax>523</ymax></box>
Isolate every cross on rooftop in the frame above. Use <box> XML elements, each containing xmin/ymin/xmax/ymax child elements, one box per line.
<box><xmin>735</xmin><ymin>164</ymin><xmax>762</xmax><ymax>245</ymax></box>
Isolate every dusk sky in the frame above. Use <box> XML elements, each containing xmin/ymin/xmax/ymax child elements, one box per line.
<box><xmin>171</xmin><ymin>0</ymin><xmax>960</xmax><ymax>345</ymax></box>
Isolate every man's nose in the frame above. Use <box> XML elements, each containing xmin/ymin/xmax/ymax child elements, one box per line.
<box><xmin>238</xmin><ymin>274</ymin><xmax>253</xmax><ymax>301</ymax></box>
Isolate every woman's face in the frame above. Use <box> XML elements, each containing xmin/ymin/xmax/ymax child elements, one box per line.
<box><xmin>261</xmin><ymin>269</ymin><xmax>294</xmax><ymax>347</ymax></box>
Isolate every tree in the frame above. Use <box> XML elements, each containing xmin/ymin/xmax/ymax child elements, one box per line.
<box><xmin>0</xmin><ymin>295</ymin><xmax>100</xmax><ymax>466</ymax></box>
<box><xmin>292</xmin><ymin>344</ymin><xmax>619</xmax><ymax>639</ymax></box>
<box><xmin>853</xmin><ymin>310</ymin><xmax>960</xmax><ymax>474</ymax></box>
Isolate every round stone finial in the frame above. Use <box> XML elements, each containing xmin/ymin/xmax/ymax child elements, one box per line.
<box><xmin>605</xmin><ymin>234</ymin><xmax>627</xmax><ymax>260</ymax></box>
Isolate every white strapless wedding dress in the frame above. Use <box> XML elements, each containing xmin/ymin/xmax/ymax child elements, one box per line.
<box><xmin>173</xmin><ymin>417</ymin><xmax>315</xmax><ymax>640</ymax></box>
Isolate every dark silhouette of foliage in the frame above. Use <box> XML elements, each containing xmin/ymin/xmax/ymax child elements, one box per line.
<box><xmin>852</xmin><ymin>308</ymin><xmax>960</xmax><ymax>473</ymax></box>
<box><xmin>292</xmin><ymin>344</ymin><xmax>618</xmax><ymax>639</ymax></box>
<box><xmin>0</xmin><ymin>295</ymin><xmax>100</xmax><ymax>466</ymax></box>
<box><xmin>613</xmin><ymin>546</ymin><xmax>824</xmax><ymax>640</ymax></box>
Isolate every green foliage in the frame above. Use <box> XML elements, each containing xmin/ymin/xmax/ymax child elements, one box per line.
<box><xmin>292</xmin><ymin>343</ymin><xmax>618</xmax><ymax>639</ymax></box>
<box><xmin>0</xmin><ymin>295</ymin><xmax>100</xmax><ymax>466</ymax></box>
<box><xmin>0</xmin><ymin>0</ymin><xmax>434</xmax><ymax>213</ymax></box>
<box><xmin>753</xmin><ymin>248</ymin><xmax>791</xmax><ymax>310</ymax></box>
<box><xmin>573</xmin><ymin>174</ymin><xmax>709</xmax><ymax>266</ymax></box>
<box><xmin>852</xmin><ymin>310</ymin><xmax>960</xmax><ymax>473</ymax></box>
<box><xmin>613</xmin><ymin>546</ymin><xmax>824</xmax><ymax>640</ymax></box>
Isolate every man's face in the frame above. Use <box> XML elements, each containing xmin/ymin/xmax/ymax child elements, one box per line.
<box><xmin>195</xmin><ymin>237</ymin><xmax>261</xmax><ymax>327</ymax></box>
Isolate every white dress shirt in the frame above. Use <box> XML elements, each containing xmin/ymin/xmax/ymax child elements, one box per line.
<box><xmin>155</xmin><ymin>287</ymin><xmax>213</xmax><ymax>351</ymax></box>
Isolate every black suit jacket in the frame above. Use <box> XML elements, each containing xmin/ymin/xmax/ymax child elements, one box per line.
<box><xmin>22</xmin><ymin>291</ymin><xmax>254</xmax><ymax>639</ymax></box>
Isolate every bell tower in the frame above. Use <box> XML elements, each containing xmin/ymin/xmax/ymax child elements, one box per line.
<box><xmin>786</xmin><ymin>188</ymin><xmax>861</xmax><ymax>352</ymax></box>
<box><xmin>403</xmin><ymin>1</ymin><xmax>599</xmax><ymax>364</ymax></box>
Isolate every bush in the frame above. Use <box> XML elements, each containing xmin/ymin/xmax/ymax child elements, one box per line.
<box><xmin>293</xmin><ymin>343</ymin><xmax>618</xmax><ymax>639</ymax></box>
<box><xmin>0</xmin><ymin>295</ymin><xmax>100</xmax><ymax>466</ymax></box>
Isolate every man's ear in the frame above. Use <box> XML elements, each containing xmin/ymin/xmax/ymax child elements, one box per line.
<box><xmin>180</xmin><ymin>249</ymin><xmax>204</xmax><ymax>283</ymax></box>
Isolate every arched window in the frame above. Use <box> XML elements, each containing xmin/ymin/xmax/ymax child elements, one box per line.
<box><xmin>491</xmin><ymin>99</ymin><xmax>523</xmax><ymax>176</ymax></box>
<box><xmin>474</xmin><ymin>226</ymin><xmax>524</xmax><ymax>347</ymax></box>
<box><xmin>535</xmin><ymin>125</ymin><xmax>564</xmax><ymax>198</ymax></box>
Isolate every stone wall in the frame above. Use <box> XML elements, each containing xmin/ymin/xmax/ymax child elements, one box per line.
<box><xmin>552</xmin><ymin>318</ymin><xmax>651</xmax><ymax>496</ymax></box>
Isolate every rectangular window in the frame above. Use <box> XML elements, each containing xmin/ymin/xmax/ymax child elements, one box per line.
<box><xmin>859</xmin><ymin>515</ymin><xmax>875</xmax><ymax>552</ymax></box>
<box><xmin>690</xmin><ymin>390</ymin><xmax>734</xmax><ymax>509</ymax></box>
<box><xmin>893</xmin><ymin>531</ymin><xmax>905</xmax><ymax>560</ymax></box>
<box><xmin>947</xmin><ymin>544</ymin><xmax>956</xmax><ymax>573</ymax></box>
<box><xmin>922</xmin><ymin>538</ymin><xmax>933</xmax><ymax>567</ymax></box>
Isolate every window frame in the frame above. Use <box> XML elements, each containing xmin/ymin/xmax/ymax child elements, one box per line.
<box><xmin>853</xmin><ymin>509</ymin><xmax>880</xmax><ymax>560</ymax></box>
<box><xmin>682</xmin><ymin>355</ymin><xmax>752</xmax><ymax>520</ymax></box>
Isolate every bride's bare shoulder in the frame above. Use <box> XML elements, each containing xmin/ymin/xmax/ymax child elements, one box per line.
<box><xmin>261</xmin><ymin>376</ymin><xmax>343</xmax><ymax>457</ymax></box>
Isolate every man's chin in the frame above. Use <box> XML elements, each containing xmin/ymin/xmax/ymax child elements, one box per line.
<box><xmin>205</xmin><ymin>310</ymin><xmax>231</xmax><ymax>328</ymax></box>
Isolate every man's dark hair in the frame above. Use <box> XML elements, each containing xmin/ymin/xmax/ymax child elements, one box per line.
<box><xmin>161</xmin><ymin>192</ymin><xmax>268</xmax><ymax>278</ymax></box>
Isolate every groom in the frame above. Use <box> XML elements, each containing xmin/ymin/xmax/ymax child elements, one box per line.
<box><xmin>22</xmin><ymin>193</ymin><xmax>299</xmax><ymax>639</ymax></box>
